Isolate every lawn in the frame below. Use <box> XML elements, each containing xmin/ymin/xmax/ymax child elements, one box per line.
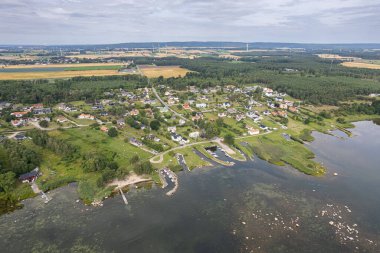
<box><xmin>236</xmin><ymin>132</ymin><xmax>325</xmax><ymax>176</ymax></box>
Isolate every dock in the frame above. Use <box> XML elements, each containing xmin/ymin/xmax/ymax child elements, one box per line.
<box><xmin>119</xmin><ymin>188</ymin><xmax>128</xmax><ymax>205</ymax></box>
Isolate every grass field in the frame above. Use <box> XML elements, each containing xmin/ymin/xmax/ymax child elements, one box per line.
<box><xmin>341</xmin><ymin>61</ymin><xmax>380</xmax><ymax>70</ymax></box>
<box><xmin>139</xmin><ymin>65</ymin><xmax>190</xmax><ymax>78</ymax></box>
<box><xmin>0</xmin><ymin>69</ymin><xmax>127</xmax><ymax>80</ymax></box>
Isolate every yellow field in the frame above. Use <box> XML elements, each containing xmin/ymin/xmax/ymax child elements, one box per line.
<box><xmin>316</xmin><ymin>54</ymin><xmax>358</xmax><ymax>61</ymax></box>
<box><xmin>341</xmin><ymin>61</ymin><xmax>380</xmax><ymax>70</ymax></box>
<box><xmin>0</xmin><ymin>69</ymin><xmax>127</xmax><ymax>80</ymax></box>
<box><xmin>139</xmin><ymin>65</ymin><xmax>190</xmax><ymax>78</ymax></box>
<box><xmin>1</xmin><ymin>62</ymin><xmax>123</xmax><ymax>69</ymax></box>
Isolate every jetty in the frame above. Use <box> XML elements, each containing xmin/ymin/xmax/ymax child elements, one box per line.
<box><xmin>119</xmin><ymin>188</ymin><xmax>128</xmax><ymax>205</ymax></box>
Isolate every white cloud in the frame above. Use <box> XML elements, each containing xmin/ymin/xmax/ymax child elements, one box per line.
<box><xmin>0</xmin><ymin>0</ymin><xmax>379</xmax><ymax>44</ymax></box>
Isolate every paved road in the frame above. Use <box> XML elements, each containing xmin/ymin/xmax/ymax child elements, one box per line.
<box><xmin>177</xmin><ymin>153</ymin><xmax>189</xmax><ymax>172</ymax></box>
<box><xmin>149</xmin><ymin>78</ymin><xmax>190</xmax><ymax>123</ymax></box>
<box><xmin>150</xmin><ymin>131</ymin><xmax>272</xmax><ymax>164</ymax></box>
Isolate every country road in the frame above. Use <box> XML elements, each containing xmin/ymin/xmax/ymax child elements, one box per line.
<box><xmin>149</xmin><ymin>78</ymin><xmax>190</xmax><ymax>123</ymax></box>
<box><xmin>150</xmin><ymin>131</ymin><xmax>272</xmax><ymax>164</ymax></box>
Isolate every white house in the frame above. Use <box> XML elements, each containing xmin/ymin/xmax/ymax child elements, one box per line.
<box><xmin>167</xmin><ymin>126</ymin><xmax>177</xmax><ymax>133</ymax></box>
<box><xmin>196</xmin><ymin>103</ymin><xmax>207</xmax><ymax>109</ymax></box>
<box><xmin>171</xmin><ymin>133</ymin><xmax>182</xmax><ymax>142</ymax></box>
<box><xmin>189</xmin><ymin>131</ymin><xmax>200</xmax><ymax>139</ymax></box>
<box><xmin>247</xmin><ymin>126</ymin><xmax>260</xmax><ymax>135</ymax></box>
<box><xmin>178</xmin><ymin>119</ymin><xmax>186</xmax><ymax>126</ymax></box>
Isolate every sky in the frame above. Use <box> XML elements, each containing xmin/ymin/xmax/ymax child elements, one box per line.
<box><xmin>0</xmin><ymin>0</ymin><xmax>379</xmax><ymax>45</ymax></box>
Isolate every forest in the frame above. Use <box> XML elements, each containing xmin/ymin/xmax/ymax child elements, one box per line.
<box><xmin>1</xmin><ymin>53</ymin><xmax>379</xmax><ymax>105</ymax></box>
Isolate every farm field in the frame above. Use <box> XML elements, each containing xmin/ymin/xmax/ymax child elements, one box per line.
<box><xmin>0</xmin><ymin>69</ymin><xmax>127</xmax><ymax>80</ymax></box>
<box><xmin>341</xmin><ymin>61</ymin><xmax>380</xmax><ymax>70</ymax></box>
<box><xmin>0</xmin><ymin>62</ymin><xmax>123</xmax><ymax>69</ymax></box>
<box><xmin>138</xmin><ymin>65</ymin><xmax>190</xmax><ymax>78</ymax></box>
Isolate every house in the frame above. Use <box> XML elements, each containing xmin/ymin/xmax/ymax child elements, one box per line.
<box><xmin>246</xmin><ymin>111</ymin><xmax>260</xmax><ymax>119</ymax></box>
<box><xmin>100</xmin><ymin>126</ymin><xmax>109</xmax><ymax>132</ymax></box>
<box><xmin>145</xmin><ymin>108</ymin><xmax>154</xmax><ymax>118</ymax></box>
<box><xmin>180</xmin><ymin>137</ymin><xmax>190</xmax><ymax>145</ymax></box>
<box><xmin>130</xmin><ymin>137</ymin><xmax>143</xmax><ymax>147</ymax></box>
<box><xmin>92</xmin><ymin>105</ymin><xmax>104</xmax><ymax>110</ymax></box>
<box><xmin>178</xmin><ymin>119</ymin><xmax>186</xmax><ymax>126</ymax></box>
<box><xmin>130</xmin><ymin>109</ymin><xmax>139</xmax><ymax>116</ymax></box>
<box><xmin>218</xmin><ymin>112</ymin><xmax>227</xmax><ymax>118</ymax></box>
<box><xmin>279</xmin><ymin>103</ymin><xmax>288</xmax><ymax>110</ymax></box>
<box><xmin>288</xmin><ymin>106</ymin><xmax>298</xmax><ymax>113</ymax></box>
<box><xmin>11</xmin><ymin>111</ymin><xmax>28</xmax><ymax>118</ymax></box>
<box><xmin>171</xmin><ymin>133</ymin><xmax>182</xmax><ymax>142</ymax></box>
<box><xmin>117</xmin><ymin>118</ymin><xmax>125</xmax><ymax>126</ymax></box>
<box><xmin>200</xmin><ymin>95</ymin><xmax>209</xmax><ymax>101</ymax></box>
<box><xmin>183</xmin><ymin>103</ymin><xmax>191</xmax><ymax>110</ymax></box>
<box><xmin>285</xmin><ymin>100</ymin><xmax>294</xmax><ymax>107</ymax></box>
<box><xmin>78</xmin><ymin>114</ymin><xmax>95</xmax><ymax>120</ymax></box>
<box><xmin>158</xmin><ymin>107</ymin><xmax>169</xmax><ymax>113</ymax></box>
<box><xmin>272</xmin><ymin>111</ymin><xmax>287</xmax><ymax>118</ymax></box>
<box><xmin>11</xmin><ymin>119</ymin><xmax>25</xmax><ymax>127</ymax></box>
<box><xmin>56</xmin><ymin>116</ymin><xmax>68</xmax><ymax>123</ymax></box>
<box><xmin>146</xmin><ymin>134</ymin><xmax>161</xmax><ymax>142</ymax></box>
<box><xmin>192</xmin><ymin>113</ymin><xmax>203</xmax><ymax>121</ymax></box>
<box><xmin>227</xmin><ymin>108</ymin><xmax>237</xmax><ymax>114</ymax></box>
<box><xmin>0</xmin><ymin>102</ymin><xmax>11</xmax><ymax>110</ymax></box>
<box><xmin>247</xmin><ymin>126</ymin><xmax>260</xmax><ymax>135</ymax></box>
<box><xmin>196</xmin><ymin>103</ymin><xmax>207</xmax><ymax>109</ymax></box>
<box><xmin>221</xmin><ymin>102</ymin><xmax>231</xmax><ymax>108</ymax></box>
<box><xmin>275</xmin><ymin>97</ymin><xmax>284</xmax><ymax>102</ymax></box>
<box><xmin>14</xmin><ymin>133</ymin><xmax>27</xmax><ymax>140</ymax></box>
<box><xmin>189</xmin><ymin>131</ymin><xmax>200</xmax><ymax>139</ymax></box>
<box><xmin>33</xmin><ymin>108</ymin><xmax>52</xmax><ymax>115</ymax></box>
<box><xmin>167</xmin><ymin>97</ymin><xmax>179</xmax><ymax>105</ymax></box>
<box><xmin>168</xmin><ymin>126</ymin><xmax>177</xmax><ymax>133</ymax></box>
<box><xmin>263</xmin><ymin>110</ymin><xmax>271</xmax><ymax>116</ymax></box>
<box><xmin>236</xmin><ymin>114</ymin><xmax>246</xmax><ymax>122</ymax></box>
<box><xmin>19</xmin><ymin>168</ymin><xmax>39</xmax><ymax>183</ymax></box>
<box><xmin>32</xmin><ymin>103</ymin><xmax>44</xmax><ymax>109</ymax></box>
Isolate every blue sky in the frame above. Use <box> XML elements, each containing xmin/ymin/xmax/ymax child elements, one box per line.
<box><xmin>0</xmin><ymin>0</ymin><xmax>379</xmax><ymax>44</ymax></box>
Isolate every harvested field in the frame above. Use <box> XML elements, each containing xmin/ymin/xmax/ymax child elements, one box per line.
<box><xmin>316</xmin><ymin>54</ymin><xmax>358</xmax><ymax>61</ymax></box>
<box><xmin>342</xmin><ymin>61</ymin><xmax>380</xmax><ymax>70</ymax></box>
<box><xmin>0</xmin><ymin>69</ymin><xmax>127</xmax><ymax>80</ymax></box>
<box><xmin>138</xmin><ymin>65</ymin><xmax>190</xmax><ymax>78</ymax></box>
<box><xmin>1</xmin><ymin>62</ymin><xmax>123</xmax><ymax>69</ymax></box>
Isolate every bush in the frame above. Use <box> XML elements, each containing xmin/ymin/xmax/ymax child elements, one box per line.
<box><xmin>150</xmin><ymin>120</ymin><xmax>161</xmax><ymax>131</ymax></box>
<box><xmin>108</xmin><ymin>127</ymin><xmax>118</xmax><ymax>137</ymax></box>
<box><xmin>223</xmin><ymin>134</ymin><xmax>235</xmax><ymax>145</ymax></box>
<box><xmin>39</xmin><ymin>120</ymin><xmax>49</xmax><ymax>128</ymax></box>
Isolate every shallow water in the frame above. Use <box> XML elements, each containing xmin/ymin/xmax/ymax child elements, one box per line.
<box><xmin>0</xmin><ymin>121</ymin><xmax>379</xmax><ymax>253</ymax></box>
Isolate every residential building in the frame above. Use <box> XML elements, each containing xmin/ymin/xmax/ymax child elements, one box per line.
<box><xmin>189</xmin><ymin>131</ymin><xmax>200</xmax><ymax>139</ymax></box>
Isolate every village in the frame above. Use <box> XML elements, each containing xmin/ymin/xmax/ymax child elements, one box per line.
<box><xmin>0</xmin><ymin>83</ymin><xmax>302</xmax><ymax>154</ymax></box>
<box><xmin>1</xmin><ymin>79</ymin><xmax>348</xmax><ymax>206</ymax></box>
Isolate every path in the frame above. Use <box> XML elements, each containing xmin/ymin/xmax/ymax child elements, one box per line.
<box><xmin>149</xmin><ymin>78</ymin><xmax>189</xmax><ymax>122</ymax></box>
<box><xmin>150</xmin><ymin>131</ymin><xmax>272</xmax><ymax>164</ymax></box>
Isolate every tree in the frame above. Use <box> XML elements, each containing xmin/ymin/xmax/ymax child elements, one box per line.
<box><xmin>108</xmin><ymin>127</ymin><xmax>118</xmax><ymax>137</ymax></box>
<box><xmin>129</xmin><ymin>155</ymin><xmax>140</xmax><ymax>164</ymax></box>
<box><xmin>150</xmin><ymin>120</ymin><xmax>161</xmax><ymax>131</ymax></box>
<box><xmin>0</xmin><ymin>172</ymin><xmax>16</xmax><ymax>193</ymax></box>
<box><xmin>39</xmin><ymin>120</ymin><xmax>49</xmax><ymax>128</ymax></box>
<box><xmin>337</xmin><ymin>117</ymin><xmax>346</xmax><ymax>124</ymax></box>
<box><xmin>224</xmin><ymin>134</ymin><xmax>235</xmax><ymax>146</ymax></box>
